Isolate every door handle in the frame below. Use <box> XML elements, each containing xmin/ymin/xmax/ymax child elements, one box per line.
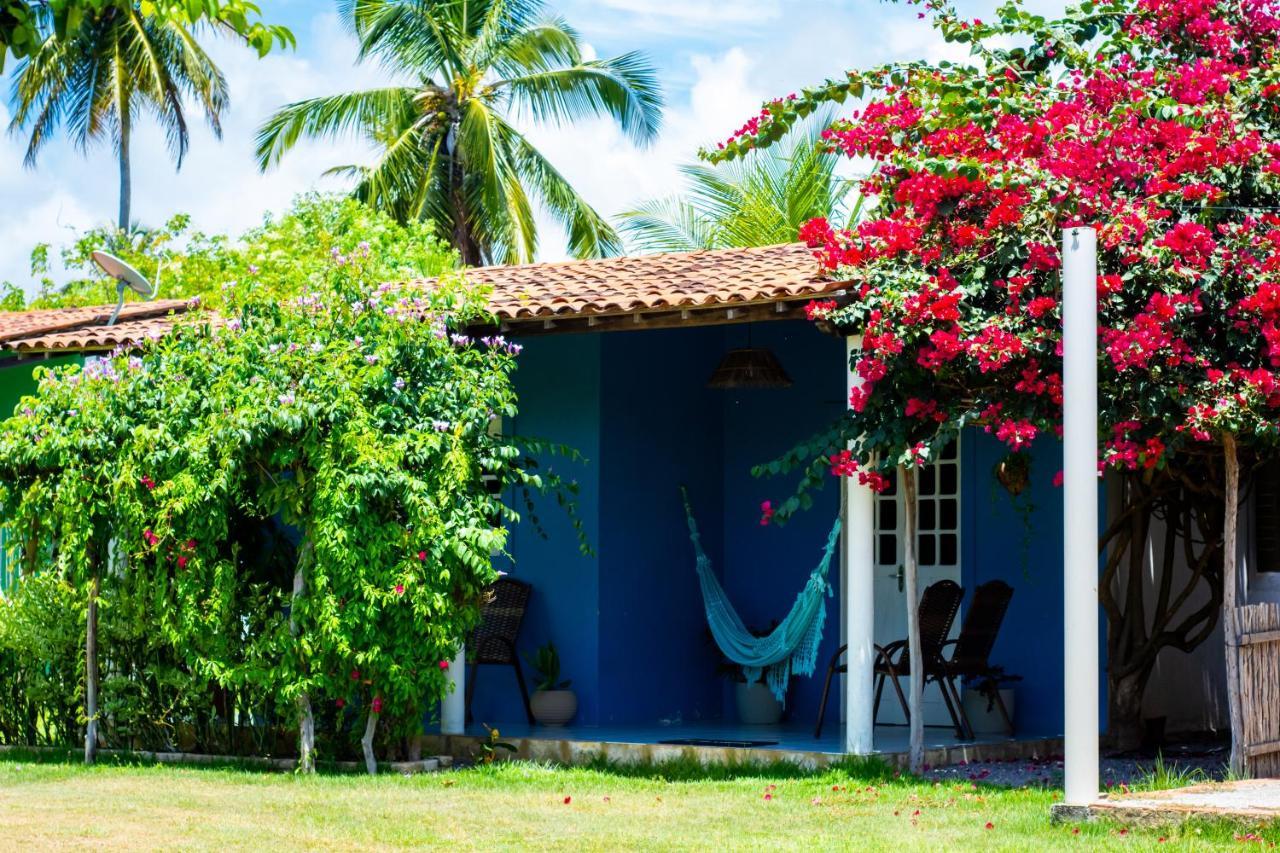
<box><xmin>887</xmin><ymin>565</ymin><xmax>905</xmax><ymax>593</ymax></box>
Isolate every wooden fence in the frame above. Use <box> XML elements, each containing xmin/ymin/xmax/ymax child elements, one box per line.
<box><xmin>1232</xmin><ymin>602</ymin><xmax>1280</xmax><ymax>777</ymax></box>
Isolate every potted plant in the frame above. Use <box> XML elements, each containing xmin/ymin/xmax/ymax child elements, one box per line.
<box><xmin>714</xmin><ymin>624</ymin><xmax>785</xmax><ymax>725</ymax></box>
<box><xmin>526</xmin><ymin>642</ymin><xmax>577</xmax><ymax>726</ymax></box>
<box><xmin>961</xmin><ymin>669</ymin><xmax>1020</xmax><ymax>735</ymax></box>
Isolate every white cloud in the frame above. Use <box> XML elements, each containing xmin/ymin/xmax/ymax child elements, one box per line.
<box><xmin>591</xmin><ymin>0</ymin><xmax>783</xmax><ymax>31</ymax></box>
<box><xmin>0</xmin><ymin>12</ymin><xmax>388</xmax><ymax>294</ymax></box>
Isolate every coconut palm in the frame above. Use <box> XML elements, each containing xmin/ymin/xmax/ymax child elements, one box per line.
<box><xmin>255</xmin><ymin>0</ymin><xmax>663</xmax><ymax>266</ymax></box>
<box><xmin>618</xmin><ymin>116</ymin><xmax>859</xmax><ymax>253</ymax></box>
<box><xmin>8</xmin><ymin>4</ymin><xmax>230</xmax><ymax>231</ymax></box>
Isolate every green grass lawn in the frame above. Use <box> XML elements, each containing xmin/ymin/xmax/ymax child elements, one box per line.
<box><xmin>0</xmin><ymin>754</ymin><xmax>1271</xmax><ymax>850</ymax></box>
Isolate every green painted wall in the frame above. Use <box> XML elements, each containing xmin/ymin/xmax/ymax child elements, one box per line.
<box><xmin>0</xmin><ymin>355</ymin><xmax>82</xmax><ymax>592</ymax></box>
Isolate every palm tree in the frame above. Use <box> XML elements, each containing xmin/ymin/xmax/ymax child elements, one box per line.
<box><xmin>255</xmin><ymin>0</ymin><xmax>662</xmax><ymax>266</ymax></box>
<box><xmin>8</xmin><ymin>4</ymin><xmax>230</xmax><ymax>231</ymax></box>
<box><xmin>618</xmin><ymin>116</ymin><xmax>859</xmax><ymax>253</ymax></box>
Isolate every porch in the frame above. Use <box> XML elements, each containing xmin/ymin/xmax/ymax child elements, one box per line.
<box><xmin>441</xmin><ymin>245</ymin><xmax>1085</xmax><ymax>762</ymax></box>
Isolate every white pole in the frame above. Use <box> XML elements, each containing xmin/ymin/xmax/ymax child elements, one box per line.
<box><xmin>844</xmin><ymin>334</ymin><xmax>876</xmax><ymax>754</ymax></box>
<box><xmin>441</xmin><ymin>644</ymin><xmax>466</xmax><ymax>735</ymax></box>
<box><xmin>1062</xmin><ymin>226</ymin><xmax>1099</xmax><ymax>807</ymax></box>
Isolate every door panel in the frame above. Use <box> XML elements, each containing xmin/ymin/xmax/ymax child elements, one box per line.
<box><xmin>873</xmin><ymin>440</ymin><xmax>962</xmax><ymax>726</ymax></box>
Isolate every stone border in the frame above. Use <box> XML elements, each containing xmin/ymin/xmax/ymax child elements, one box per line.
<box><xmin>421</xmin><ymin>732</ymin><xmax>1064</xmax><ymax>771</ymax></box>
<box><xmin>0</xmin><ymin>744</ymin><xmax>451</xmax><ymax>774</ymax></box>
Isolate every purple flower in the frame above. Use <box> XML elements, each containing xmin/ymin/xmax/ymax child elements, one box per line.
<box><xmin>278</xmin><ymin>393</ymin><xmax>295</xmax><ymax>406</ymax></box>
<box><xmin>310</xmin><ymin>342</ymin><xmax>323</xmax><ymax>354</ymax></box>
<box><xmin>248</xmin><ymin>264</ymin><xmax>260</xmax><ymax>276</ymax></box>
<box><xmin>432</xmin><ymin>420</ymin><xmax>450</xmax><ymax>433</ymax></box>
<box><xmin>507</xmin><ymin>342</ymin><xmax>523</xmax><ymax>356</ymax></box>
<box><xmin>226</xmin><ymin>318</ymin><xmax>242</xmax><ymax>332</ymax></box>
<box><xmin>354</xmin><ymin>336</ymin><xmax>364</xmax><ymax>347</ymax></box>
<box><xmin>365</xmin><ymin>354</ymin><xmax>378</xmax><ymax>365</ymax></box>
<box><xmin>358</xmin><ymin>241</ymin><xmax>371</xmax><ymax>257</ymax></box>
<box><xmin>393</xmin><ymin>377</ymin><xmax>406</xmax><ymax>391</ymax></box>
<box><xmin>450</xmin><ymin>333</ymin><xmax>469</xmax><ymax>347</ymax></box>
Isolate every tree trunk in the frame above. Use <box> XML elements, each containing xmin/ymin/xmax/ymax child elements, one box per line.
<box><xmin>1107</xmin><ymin>668</ymin><xmax>1149</xmax><ymax>752</ymax></box>
<box><xmin>118</xmin><ymin>104</ymin><xmax>131</xmax><ymax>232</ymax></box>
<box><xmin>1222</xmin><ymin>433</ymin><xmax>1246</xmax><ymax>777</ymax></box>
<box><xmin>84</xmin><ymin>572</ymin><xmax>99</xmax><ymax>765</ymax></box>
<box><xmin>290</xmin><ymin>538</ymin><xmax>316</xmax><ymax>774</ymax></box>
<box><xmin>361</xmin><ymin>711</ymin><xmax>379</xmax><ymax>776</ymax></box>
<box><xmin>900</xmin><ymin>464</ymin><xmax>924</xmax><ymax>774</ymax></box>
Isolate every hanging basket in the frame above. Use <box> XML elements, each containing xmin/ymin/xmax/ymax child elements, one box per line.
<box><xmin>994</xmin><ymin>452</ymin><xmax>1031</xmax><ymax>497</ymax></box>
<box><xmin>707</xmin><ymin>348</ymin><xmax>793</xmax><ymax>389</ymax></box>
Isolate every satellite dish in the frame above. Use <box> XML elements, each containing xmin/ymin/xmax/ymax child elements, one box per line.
<box><xmin>91</xmin><ymin>251</ymin><xmax>156</xmax><ymax>326</ymax></box>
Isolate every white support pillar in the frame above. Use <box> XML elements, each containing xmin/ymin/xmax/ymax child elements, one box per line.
<box><xmin>1062</xmin><ymin>227</ymin><xmax>1099</xmax><ymax>807</ymax></box>
<box><xmin>441</xmin><ymin>644</ymin><xmax>466</xmax><ymax>735</ymax></box>
<box><xmin>844</xmin><ymin>334</ymin><xmax>876</xmax><ymax>755</ymax></box>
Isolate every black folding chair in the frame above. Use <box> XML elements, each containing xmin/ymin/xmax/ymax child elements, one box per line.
<box><xmin>465</xmin><ymin>578</ymin><xmax>534</xmax><ymax>724</ymax></box>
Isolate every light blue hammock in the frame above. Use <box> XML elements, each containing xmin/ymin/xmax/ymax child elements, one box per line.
<box><xmin>681</xmin><ymin>488</ymin><xmax>842</xmax><ymax>705</ymax></box>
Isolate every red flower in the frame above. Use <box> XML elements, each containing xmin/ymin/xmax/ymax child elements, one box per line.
<box><xmin>140</xmin><ymin>476</ymin><xmax>156</xmax><ymax>490</ymax></box>
<box><xmin>350</xmin><ymin>669</ymin><xmax>360</xmax><ymax>681</ymax></box>
<box><xmin>759</xmin><ymin>500</ymin><xmax>774</xmax><ymax>526</ymax></box>
<box><xmin>563</xmin><ymin>796</ymin><xmax>572</xmax><ymax>805</ymax></box>
<box><xmin>177</xmin><ymin>556</ymin><xmax>188</xmax><ymax>569</ymax></box>
<box><xmin>142</xmin><ymin>529</ymin><xmax>158</xmax><ymax>548</ymax></box>
<box><xmin>394</xmin><ymin>584</ymin><xmax>405</xmax><ymax>596</ymax></box>
<box><xmin>439</xmin><ymin>660</ymin><xmax>450</xmax><ymax>670</ymax></box>
<box><xmin>335</xmin><ymin>698</ymin><xmax>345</xmax><ymax>709</ymax></box>
<box><xmin>372</xmin><ymin>696</ymin><xmax>383</xmax><ymax>714</ymax></box>
<box><xmin>985</xmin><ymin>821</ymin><xmax>994</xmax><ymax>830</ymax></box>
<box><xmin>417</xmin><ymin>551</ymin><xmax>427</xmax><ymax>561</ymax></box>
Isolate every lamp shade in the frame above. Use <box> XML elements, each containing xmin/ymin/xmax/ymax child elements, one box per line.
<box><xmin>707</xmin><ymin>347</ymin><xmax>793</xmax><ymax>389</ymax></box>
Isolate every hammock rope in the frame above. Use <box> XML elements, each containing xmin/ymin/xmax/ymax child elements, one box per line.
<box><xmin>681</xmin><ymin>488</ymin><xmax>842</xmax><ymax>705</ymax></box>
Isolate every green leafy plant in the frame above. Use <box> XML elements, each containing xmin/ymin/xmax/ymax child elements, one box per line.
<box><xmin>525</xmin><ymin>643</ymin><xmax>570</xmax><ymax>692</ymax></box>
<box><xmin>475</xmin><ymin>723</ymin><xmax>516</xmax><ymax>765</ymax></box>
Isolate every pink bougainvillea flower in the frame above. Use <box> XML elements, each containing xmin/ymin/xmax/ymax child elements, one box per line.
<box><xmin>350</xmin><ymin>669</ymin><xmax>360</xmax><ymax>681</ymax></box>
<box><xmin>417</xmin><ymin>550</ymin><xmax>427</xmax><ymax>561</ymax></box>
<box><xmin>140</xmin><ymin>475</ymin><xmax>156</xmax><ymax>490</ymax></box>
<box><xmin>563</xmin><ymin>796</ymin><xmax>571</xmax><ymax>805</ymax></box>
<box><xmin>763</xmin><ymin>793</ymin><xmax>773</xmax><ymax>801</ymax></box>
<box><xmin>395</xmin><ymin>584</ymin><xmax>405</xmax><ymax>596</ymax></box>
<box><xmin>372</xmin><ymin>696</ymin><xmax>383</xmax><ymax>714</ymax></box>
<box><xmin>985</xmin><ymin>822</ymin><xmax>994</xmax><ymax>830</ymax></box>
<box><xmin>438</xmin><ymin>660</ymin><xmax>449</xmax><ymax>670</ymax></box>
<box><xmin>759</xmin><ymin>500</ymin><xmax>774</xmax><ymax>526</ymax></box>
<box><xmin>177</xmin><ymin>556</ymin><xmax>188</xmax><ymax>569</ymax></box>
<box><xmin>143</xmin><ymin>529</ymin><xmax>158</xmax><ymax>548</ymax></box>
<box><xmin>335</xmin><ymin>698</ymin><xmax>345</xmax><ymax>709</ymax></box>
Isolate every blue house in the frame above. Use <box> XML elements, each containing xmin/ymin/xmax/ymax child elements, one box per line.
<box><xmin>439</xmin><ymin>243</ymin><xmax>1101</xmax><ymax>763</ymax></box>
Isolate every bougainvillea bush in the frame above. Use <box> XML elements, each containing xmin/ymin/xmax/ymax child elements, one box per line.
<box><xmin>710</xmin><ymin>0</ymin><xmax>1280</xmax><ymax>746</ymax></box>
<box><xmin>0</xmin><ymin>212</ymin><xmax>568</xmax><ymax>770</ymax></box>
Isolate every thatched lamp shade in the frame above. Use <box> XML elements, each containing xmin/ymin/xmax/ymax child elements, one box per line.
<box><xmin>707</xmin><ymin>347</ymin><xmax>793</xmax><ymax>389</ymax></box>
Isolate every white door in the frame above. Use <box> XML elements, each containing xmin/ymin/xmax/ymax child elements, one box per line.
<box><xmin>873</xmin><ymin>439</ymin><xmax>962</xmax><ymax>726</ymax></box>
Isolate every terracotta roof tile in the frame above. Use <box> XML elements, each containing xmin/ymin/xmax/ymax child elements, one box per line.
<box><xmin>0</xmin><ymin>244</ymin><xmax>836</xmax><ymax>352</ymax></box>
<box><xmin>0</xmin><ymin>299</ymin><xmax>190</xmax><ymax>353</ymax></box>
<box><xmin>418</xmin><ymin>243</ymin><xmax>837</xmax><ymax>322</ymax></box>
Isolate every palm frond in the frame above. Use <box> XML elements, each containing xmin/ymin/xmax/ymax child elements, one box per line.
<box><xmin>497</xmin><ymin>52</ymin><xmax>662</xmax><ymax>145</ymax></box>
<box><xmin>616</xmin><ymin>198</ymin><xmax>716</xmax><ymax>254</ymax></box>
<box><xmin>254</xmin><ymin>87</ymin><xmax>418</xmax><ymax>171</ymax></box>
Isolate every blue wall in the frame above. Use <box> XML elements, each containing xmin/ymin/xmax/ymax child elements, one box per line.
<box><xmin>478</xmin><ymin>328</ymin><xmax>1089</xmax><ymax>737</ymax></box>
<box><xmin>469</xmin><ymin>334</ymin><xmax>602</xmax><ymax>725</ymax></box>
<box><xmin>718</xmin><ymin>322</ymin><xmax>845</xmax><ymax>723</ymax></box>
<box><xmin>960</xmin><ymin>429</ymin><xmax>1107</xmax><ymax>736</ymax></box>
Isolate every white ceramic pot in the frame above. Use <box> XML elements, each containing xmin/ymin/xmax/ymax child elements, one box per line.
<box><xmin>531</xmin><ymin>689</ymin><xmax>578</xmax><ymax>727</ymax></box>
<box><xmin>961</xmin><ymin>688</ymin><xmax>1015</xmax><ymax>735</ymax></box>
<box><xmin>735</xmin><ymin>682</ymin><xmax>784</xmax><ymax>726</ymax></box>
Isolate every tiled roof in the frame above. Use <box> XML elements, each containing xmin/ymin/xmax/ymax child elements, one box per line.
<box><xmin>0</xmin><ymin>299</ymin><xmax>190</xmax><ymax>353</ymax></box>
<box><xmin>437</xmin><ymin>242</ymin><xmax>837</xmax><ymax>323</ymax></box>
<box><xmin>0</xmin><ymin>244</ymin><xmax>837</xmax><ymax>352</ymax></box>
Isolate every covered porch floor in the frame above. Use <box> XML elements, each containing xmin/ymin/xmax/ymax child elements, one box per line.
<box><xmin>424</xmin><ymin>721</ymin><xmax>1063</xmax><ymax>770</ymax></box>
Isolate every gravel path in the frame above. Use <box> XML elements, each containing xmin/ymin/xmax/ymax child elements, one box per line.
<box><xmin>924</xmin><ymin>750</ymin><xmax>1229</xmax><ymax>789</ymax></box>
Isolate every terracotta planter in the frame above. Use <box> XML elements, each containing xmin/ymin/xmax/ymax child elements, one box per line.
<box><xmin>531</xmin><ymin>689</ymin><xmax>578</xmax><ymax>727</ymax></box>
<box><xmin>962</xmin><ymin>688</ymin><xmax>1016</xmax><ymax>735</ymax></box>
<box><xmin>735</xmin><ymin>682</ymin><xmax>783</xmax><ymax>725</ymax></box>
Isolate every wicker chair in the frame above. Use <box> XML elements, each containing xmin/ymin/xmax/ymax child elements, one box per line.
<box><xmin>814</xmin><ymin>579</ymin><xmax>965</xmax><ymax>739</ymax></box>
<box><xmin>465</xmin><ymin>577</ymin><xmax>534</xmax><ymax>725</ymax></box>
<box><xmin>940</xmin><ymin>580</ymin><xmax>1017</xmax><ymax>739</ymax></box>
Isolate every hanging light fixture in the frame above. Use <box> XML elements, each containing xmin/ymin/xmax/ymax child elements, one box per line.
<box><xmin>707</xmin><ymin>325</ymin><xmax>792</xmax><ymax>389</ymax></box>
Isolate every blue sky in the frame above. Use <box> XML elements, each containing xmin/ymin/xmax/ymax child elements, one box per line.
<box><xmin>0</xmin><ymin>1</ymin><xmax>1021</xmax><ymax>293</ymax></box>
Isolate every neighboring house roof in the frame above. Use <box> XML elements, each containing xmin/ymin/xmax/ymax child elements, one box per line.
<box><xmin>0</xmin><ymin>244</ymin><xmax>838</xmax><ymax>354</ymax></box>
<box><xmin>439</xmin><ymin>242</ymin><xmax>840</xmax><ymax>334</ymax></box>
<box><xmin>0</xmin><ymin>299</ymin><xmax>191</xmax><ymax>354</ymax></box>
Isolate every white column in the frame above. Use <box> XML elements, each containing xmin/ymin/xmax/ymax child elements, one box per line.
<box><xmin>844</xmin><ymin>334</ymin><xmax>876</xmax><ymax>755</ymax></box>
<box><xmin>441</xmin><ymin>644</ymin><xmax>466</xmax><ymax>735</ymax></box>
<box><xmin>1062</xmin><ymin>226</ymin><xmax>1099</xmax><ymax>806</ymax></box>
